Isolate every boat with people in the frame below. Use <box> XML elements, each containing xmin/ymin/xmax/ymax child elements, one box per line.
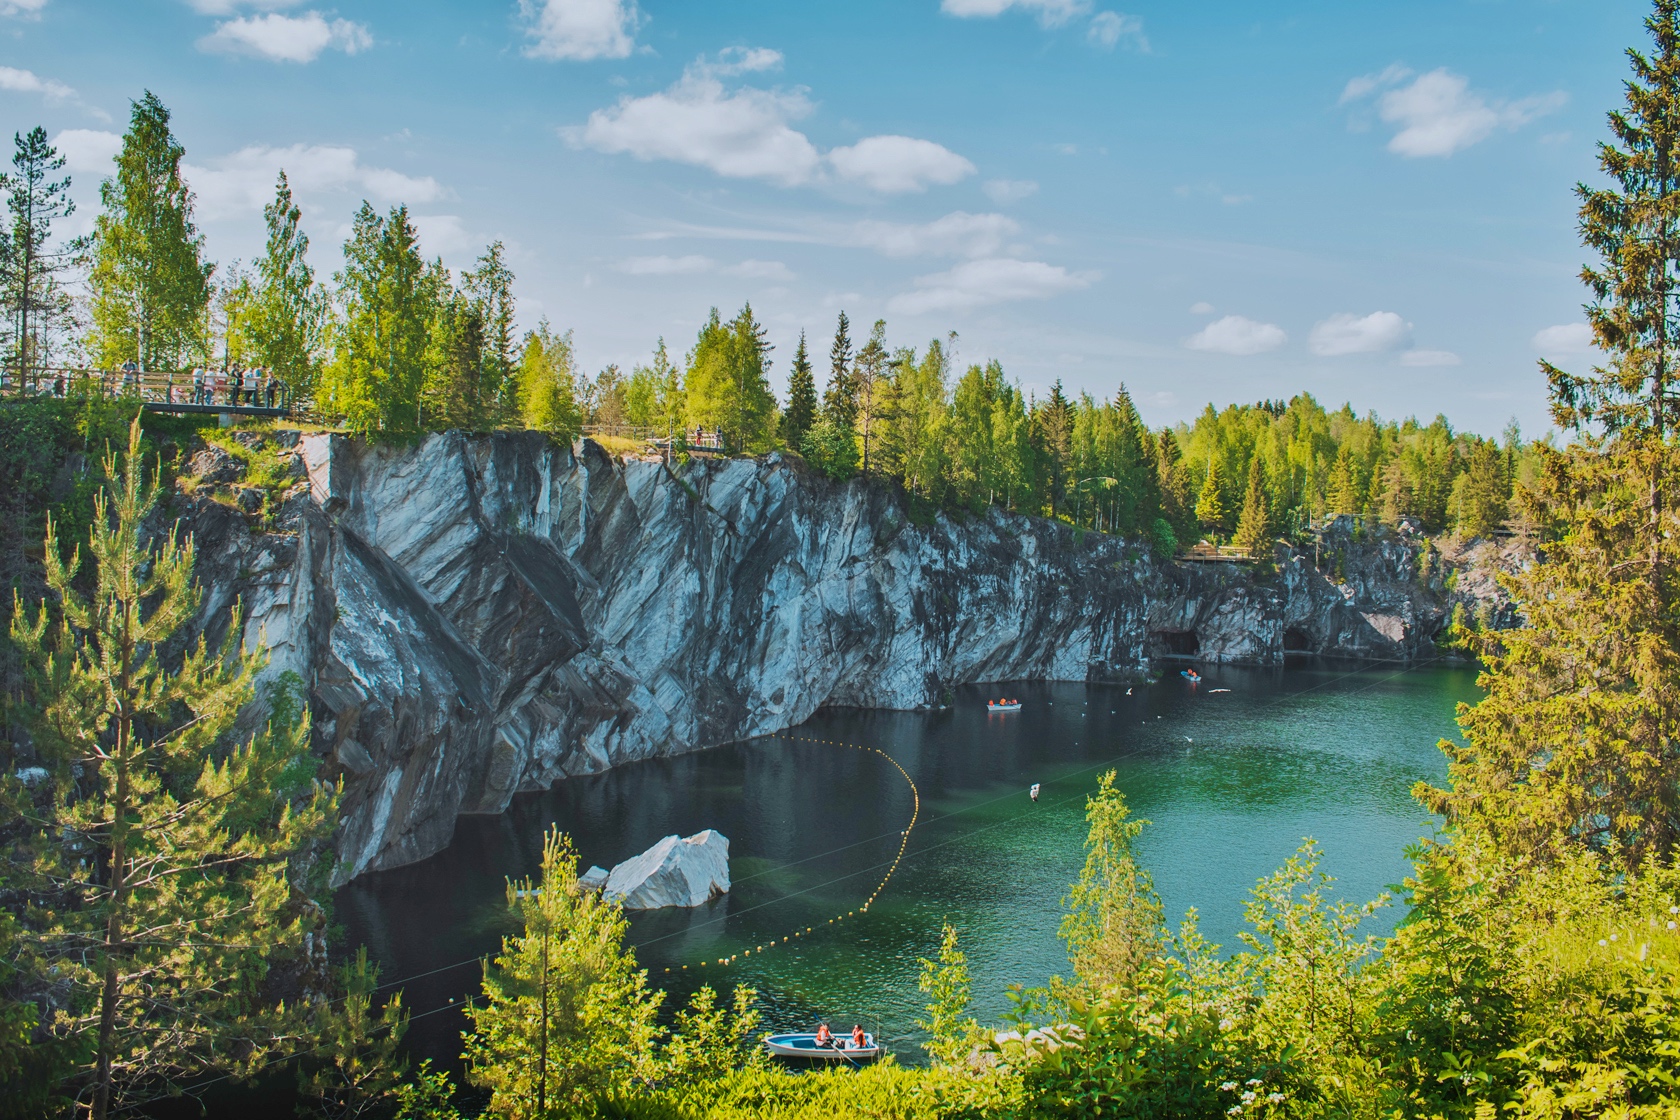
<box><xmin>1180</xmin><ymin>669</ymin><xmax>1202</xmax><ymax>683</ymax></box>
<box><xmin>765</xmin><ymin>1028</ymin><xmax>882</xmax><ymax>1062</ymax></box>
<box><xmin>987</xmin><ymin>698</ymin><xmax>1023</xmax><ymax>712</ymax></box>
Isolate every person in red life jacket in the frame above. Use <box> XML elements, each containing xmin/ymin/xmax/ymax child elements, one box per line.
<box><xmin>851</xmin><ymin>1025</ymin><xmax>866</xmax><ymax>1049</ymax></box>
<box><xmin>815</xmin><ymin>1022</ymin><xmax>832</xmax><ymax>1048</ymax></box>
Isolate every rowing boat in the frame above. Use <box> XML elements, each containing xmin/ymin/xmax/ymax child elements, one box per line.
<box><xmin>987</xmin><ymin>701</ymin><xmax>1022</xmax><ymax>712</ymax></box>
<box><xmin>765</xmin><ymin>1032</ymin><xmax>881</xmax><ymax>1061</ymax></box>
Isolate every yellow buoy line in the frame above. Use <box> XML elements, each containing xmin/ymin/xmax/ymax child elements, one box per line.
<box><xmin>660</xmin><ymin>734</ymin><xmax>920</xmax><ymax>975</ymax></box>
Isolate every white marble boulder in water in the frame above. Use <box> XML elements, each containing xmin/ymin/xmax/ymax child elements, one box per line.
<box><xmin>602</xmin><ymin>830</ymin><xmax>730</xmax><ymax>910</ymax></box>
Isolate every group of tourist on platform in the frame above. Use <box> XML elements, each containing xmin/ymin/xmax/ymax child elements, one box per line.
<box><xmin>2</xmin><ymin>361</ymin><xmax>288</xmax><ymax>408</ymax></box>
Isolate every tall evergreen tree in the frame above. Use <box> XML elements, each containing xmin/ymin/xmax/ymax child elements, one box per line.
<box><xmin>1234</xmin><ymin>454</ymin><xmax>1273</xmax><ymax>558</ymax></box>
<box><xmin>319</xmin><ymin>202</ymin><xmax>433</xmax><ymax>433</ymax></box>
<box><xmin>1195</xmin><ymin>457</ymin><xmax>1226</xmax><ymax>538</ymax></box>
<box><xmin>1155</xmin><ymin>431</ymin><xmax>1194</xmax><ymax>539</ymax></box>
<box><xmin>464</xmin><ymin>240</ymin><xmax>517</xmax><ymax>421</ymax></box>
<box><xmin>247</xmin><ymin>172</ymin><xmax>326</xmax><ymax>394</ymax></box>
<box><xmin>424</xmin><ymin>289</ymin><xmax>490</xmax><ymax>431</ymax></box>
<box><xmin>824</xmin><ymin>310</ymin><xmax>855</xmax><ymax>427</ymax></box>
<box><xmin>854</xmin><ymin>319</ymin><xmax>889</xmax><ymax>474</ymax></box>
<box><xmin>3</xmin><ymin>127</ymin><xmax>82</xmax><ymax>380</ymax></box>
<box><xmin>683</xmin><ymin>304</ymin><xmax>776</xmax><ymax>452</ymax></box>
<box><xmin>1035</xmin><ymin>380</ymin><xmax>1074</xmax><ymax>517</ymax></box>
<box><xmin>1328</xmin><ymin>445</ymin><xmax>1360</xmax><ymax>517</ymax></box>
<box><xmin>5</xmin><ymin>419</ymin><xmax>338</xmax><ymax>1119</ymax></box>
<box><xmin>88</xmin><ymin>92</ymin><xmax>214</xmax><ymax>371</ymax></box>
<box><xmin>781</xmin><ymin>330</ymin><xmax>817</xmax><ymax>450</ymax></box>
<box><xmin>516</xmin><ymin>319</ymin><xmax>582</xmax><ymax>440</ymax></box>
<box><xmin>1422</xmin><ymin>0</ymin><xmax>1680</xmax><ymax>867</ymax></box>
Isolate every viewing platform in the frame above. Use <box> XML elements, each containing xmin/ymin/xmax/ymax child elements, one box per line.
<box><xmin>1</xmin><ymin>366</ymin><xmax>306</xmax><ymax>421</ymax></box>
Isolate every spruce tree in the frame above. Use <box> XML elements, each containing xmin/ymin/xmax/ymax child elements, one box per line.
<box><xmin>4</xmin><ymin>126</ymin><xmax>82</xmax><ymax>380</ymax></box>
<box><xmin>824</xmin><ymin>310</ymin><xmax>856</xmax><ymax>428</ymax></box>
<box><xmin>782</xmin><ymin>330</ymin><xmax>817</xmax><ymax>450</ymax></box>
<box><xmin>1420</xmin><ymin>0</ymin><xmax>1680</xmax><ymax>866</ymax></box>
<box><xmin>464</xmin><ymin>240</ymin><xmax>517</xmax><ymax>421</ymax></box>
<box><xmin>320</xmin><ymin>203</ymin><xmax>433</xmax><ymax>432</ymax></box>
<box><xmin>1155</xmin><ymin>431</ymin><xmax>1194</xmax><ymax>539</ymax></box>
<box><xmin>854</xmin><ymin>319</ymin><xmax>888</xmax><ymax>473</ymax></box>
<box><xmin>5</xmin><ymin>418</ymin><xmax>338</xmax><ymax>1118</ymax></box>
<box><xmin>1234</xmin><ymin>454</ymin><xmax>1273</xmax><ymax>558</ymax></box>
<box><xmin>247</xmin><ymin>172</ymin><xmax>326</xmax><ymax>395</ymax></box>
<box><xmin>516</xmin><ymin>320</ymin><xmax>582</xmax><ymax>439</ymax></box>
<box><xmin>88</xmin><ymin>92</ymin><xmax>213</xmax><ymax>372</ymax></box>
<box><xmin>1194</xmin><ymin>458</ymin><xmax>1226</xmax><ymax>538</ymax></box>
<box><xmin>1035</xmin><ymin>381</ymin><xmax>1074</xmax><ymax>517</ymax></box>
<box><xmin>463</xmin><ymin>827</ymin><xmax>661</xmax><ymax>1113</ymax></box>
<box><xmin>1328</xmin><ymin>446</ymin><xmax>1359</xmax><ymax>517</ymax></box>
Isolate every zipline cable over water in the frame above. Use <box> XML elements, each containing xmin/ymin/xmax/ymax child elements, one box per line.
<box><xmin>658</xmin><ymin>734</ymin><xmax>921</xmax><ymax>976</ymax></box>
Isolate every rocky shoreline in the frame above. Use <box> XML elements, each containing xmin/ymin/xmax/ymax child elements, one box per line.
<box><xmin>162</xmin><ymin>430</ymin><xmax>1524</xmax><ymax>881</ymax></box>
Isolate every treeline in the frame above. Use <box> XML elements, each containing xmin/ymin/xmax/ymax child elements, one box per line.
<box><xmin>3</xmin><ymin>93</ymin><xmax>1525</xmax><ymax>554</ymax></box>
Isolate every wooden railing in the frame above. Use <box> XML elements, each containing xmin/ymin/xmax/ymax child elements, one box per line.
<box><xmin>0</xmin><ymin>366</ymin><xmax>305</xmax><ymax>417</ymax></box>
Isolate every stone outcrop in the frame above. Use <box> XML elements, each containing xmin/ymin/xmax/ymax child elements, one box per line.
<box><xmin>165</xmin><ymin>431</ymin><xmax>1521</xmax><ymax>882</ymax></box>
<box><xmin>602</xmin><ymin>830</ymin><xmax>731</xmax><ymax>910</ymax></box>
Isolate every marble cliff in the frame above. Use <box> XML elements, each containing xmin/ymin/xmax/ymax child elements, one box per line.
<box><xmin>168</xmin><ymin>430</ymin><xmax>1521</xmax><ymax>881</ymax></box>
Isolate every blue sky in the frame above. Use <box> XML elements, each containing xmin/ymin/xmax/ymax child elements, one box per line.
<box><xmin>0</xmin><ymin>0</ymin><xmax>1651</xmax><ymax>435</ymax></box>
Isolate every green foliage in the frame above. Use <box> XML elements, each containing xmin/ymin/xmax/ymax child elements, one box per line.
<box><xmin>800</xmin><ymin>414</ymin><xmax>858</xmax><ymax>480</ymax></box>
<box><xmin>917</xmin><ymin>922</ymin><xmax>983</xmax><ymax>1067</ymax></box>
<box><xmin>4</xmin><ymin>417</ymin><xmax>339</xmax><ymax>1119</ymax></box>
<box><xmin>662</xmin><ymin>984</ymin><xmax>766</xmax><ymax>1085</ymax></box>
<box><xmin>625</xmin><ymin>338</ymin><xmax>682</xmax><ymax>432</ymax></box>
<box><xmin>1195</xmin><ymin>456</ymin><xmax>1226</xmax><ymax>538</ymax></box>
<box><xmin>781</xmin><ymin>330</ymin><xmax>818</xmax><ymax>451</ymax></box>
<box><xmin>4</xmin><ymin>124</ymin><xmax>83</xmax><ymax>376</ymax></box>
<box><xmin>683</xmin><ymin>304</ymin><xmax>777</xmax><ymax>453</ymax></box>
<box><xmin>296</xmin><ymin>948</ymin><xmax>411</xmax><ymax>1119</ymax></box>
<box><xmin>88</xmin><ymin>91</ymin><xmax>213</xmax><ymax>371</ymax></box>
<box><xmin>1060</xmin><ymin>772</ymin><xmax>1165</xmax><ymax>996</ymax></box>
<box><xmin>1234</xmin><ymin>454</ymin><xmax>1273</xmax><ymax>559</ymax></box>
<box><xmin>246</xmin><ymin>172</ymin><xmax>327</xmax><ymax>394</ymax></box>
<box><xmin>462</xmin><ymin>826</ymin><xmax>662</xmax><ymax>1114</ymax></box>
<box><xmin>516</xmin><ymin>320</ymin><xmax>583</xmax><ymax>441</ymax></box>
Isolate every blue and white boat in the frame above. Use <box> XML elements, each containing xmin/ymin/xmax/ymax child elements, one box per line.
<box><xmin>765</xmin><ymin>1031</ymin><xmax>882</xmax><ymax>1062</ymax></box>
<box><xmin>987</xmin><ymin>699</ymin><xmax>1022</xmax><ymax>712</ymax></box>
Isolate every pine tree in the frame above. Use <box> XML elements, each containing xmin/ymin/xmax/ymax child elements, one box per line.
<box><xmin>782</xmin><ymin>330</ymin><xmax>817</xmax><ymax>450</ymax></box>
<box><xmin>1328</xmin><ymin>446</ymin><xmax>1359</xmax><ymax>517</ymax></box>
<box><xmin>4</xmin><ymin>126</ymin><xmax>83</xmax><ymax>380</ymax></box>
<box><xmin>423</xmin><ymin>289</ymin><xmax>490</xmax><ymax>432</ymax></box>
<box><xmin>1156</xmin><ymin>431</ymin><xmax>1194</xmax><ymax>539</ymax></box>
<box><xmin>1448</xmin><ymin>441</ymin><xmax>1508</xmax><ymax>538</ymax></box>
<box><xmin>463</xmin><ymin>827</ymin><xmax>661</xmax><ymax>1114</ymax></box>
<box><xmin>1421</xmin><ymin>0</ymin><xmax>1680</xmax><ymax>867</ymax></box>
<box><xmin>247</xmin><ymin>172</ymin><xmax>326</xmax><ymax>395</ymax></box>
<box><xmin>1234</xmin><ymin>454</ymin><xmax>1273</xmax><ymax>558</ymax></box>
<box><xmin>1035</xmin><ymin>380</ymin><xmax>1074</xmax><ymax>517</ymax></box>
<box><xmin>854</xmin><ymin>319</ymin><xmax>889</xmax><ymax>473</ymax></box>
<box><xmin>88</xmin><ymin>92</ymin><xmax>214</xmax><ymax>371</ymax></box>
<box><xmin>683</xmin><ymin>304</ymin><xmax>776</xmax><ymax>452</ymax></box>
<box><xmin>5</xmin><ymin>418</ymin><xmax>338</xmax><ymax>1118</ymax></box>
<box><xmin>1195</xmin><ymin>457</ymin><xmax>1226</xmax><ymax>538</ymax></box>
<box><xmin>1060</xmin><ymin>772</ymin><xmax>1165</xmax><ymax>997</ymax></box>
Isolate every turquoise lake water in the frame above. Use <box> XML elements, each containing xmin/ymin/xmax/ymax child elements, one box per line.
<box><xmin>338</xmin><ymin>662</ymin><xmax>1480</xmax><ymax>1067</ymax></box>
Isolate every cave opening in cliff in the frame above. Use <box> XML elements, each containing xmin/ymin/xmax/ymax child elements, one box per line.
<box><xmin>1283</xmin><ymin>627</ymin><xmax>1312</xmax><ymax>653</ymax></box>
<box><xmin>1151</xmin><ymin>630</ymin><xmax>1200</xmax><ymax>657</ymax></box>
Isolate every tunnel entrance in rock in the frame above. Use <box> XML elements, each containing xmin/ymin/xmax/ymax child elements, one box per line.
<box><xmin>1283</xmin><ymin>627</ymin><xmax>1312</xmax><ymax>653</ymax></box>
<box><xmin>1151</xmin><ymin>630</ymin><xmax>1200</xmax><ymax>657</ymax></box>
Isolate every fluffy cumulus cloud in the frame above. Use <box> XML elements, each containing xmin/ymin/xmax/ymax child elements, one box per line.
<box><xmin>1189</xmin><ymin>301</ymin><xmax>1214</xmax><ymax>314</ymax></box>
<box><xmin>827</xmin><ymin>136</ymin><xmax>975</xmax><ymax>193</ymax></box>
<box><xmin>983</xmin><ymin>178</ymin><xmax>1038</xmax><ymax>204</ymax></box>
<box><xmin>941</xmin><ymin>0</ymin><xmax>1089</xmax><ymax>27</ymax></box>
<box><xmin>569</xmin><ymin>53</ymin><xmax>972</xmax><ymax>193</ymax></box>
<box><xmin>1532</xmin><ymin>322</ymin><xmax>1596</xmax><ymax>357</ymax></box>
<box><xmin>1399</xmin><ymin>349</ymin><xmax>1462</xmax><ymax>367</ymax></box>
<box><xmin>53</xmin><ymin>128</ymin><xmax>122</xmax><ymax>172</ymax></box>
<box><xmin>182</xmin><ymin>143</ymin><xmax>442</xmax><ymax>220</ymax></box>
<box><xmin>0</xmin><ymin>0</ymin><xmax>49</xmax><ymax>17</ymax></box>
<box><xmin>184</xmin><ymin>0</ymin><xmax>309</xmax><ymax>13</ymax></box>
<box><xmin>198</xmin><ymin>12</ymin><xmax>372</xmax><ymax>63</ymax></box>
<box><xmin>0</xmin><ymin>66</ymin><xmax>77</xmax><ymax>104</ymax></box>
<box><xmin>518</xmin><ymin>0</ymin><xmax>639</xmax><ymax>62</ymax></box>
<box><xmin>888</xmin><ymin>257</ymin><xmax>1095</xmax><ymax>315</ymax></box>
<box><xmin>852</xmin><ymin>211</ymin><xmax>1018</xmax><ymax>258</ymax></box>
<box><xmin>1308</xmin><ymin>311</ymin><xmax>1410</xmax><ymax>357</ymax></box>
<box><xmin>1186</xmin><ymin>315</ymin><xmax>1287</xmax><ymax>356</ymax></box>
<box><xmin>1342</xmin><ymin>66</ymin><xmax>1565</xmax><ymax>158</ymax></box>
<box><xmin>1086</xmin><ymin>11</ymin><xmax>1146</xmax><ymax>50</ymax></box>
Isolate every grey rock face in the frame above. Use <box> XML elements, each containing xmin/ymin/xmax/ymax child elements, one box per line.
<box><xmin>168</xmin><ymin>432</ymin><xmax>1514</xmax><ymax>882</ymax></box>
<box><xmin>603</xmin><ymin>830</ymin><xmax>731</xmax><ymax>910</ymax></box>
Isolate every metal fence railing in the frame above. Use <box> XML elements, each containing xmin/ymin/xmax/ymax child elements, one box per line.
<box><xmin>0</xmin><ymin>366</ymin><xmax>304</xmax><ymax>416</ymax></box>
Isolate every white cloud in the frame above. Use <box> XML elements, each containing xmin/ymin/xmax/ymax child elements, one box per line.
<box><xmin>1186</xmin><ymin>315</ymin><xmax>1287</xmax><ymax>356</ymax></box>
<box><xmin>619</xmin><ymin>254</ymin><xmax>714</xmax><ymax>275</ymax></box>
<box><xmin>0</xmin><ymin>0</ymin><xmax>49</xmax><ymax>17</ymax></box>
<box><xmin>826</xmin><ymin>135</ymin><xmax>975</xmax><ymax>193</ymax></box>
<box><xmin>1343</xmin><ymin>66</ymin><xmax>1566</xmax><ymax>157</ymax></box>
<box><xmin>1087</xmin><ymin>11</ymin><xmax>1146</xmax><ymax>50</ymax></box>
<box><xmin>1532</xmin><ymin>322</ymin><xmax>1595</xmax><ymax>357</ymax></box>
<box><xmin>183</xmin><ymin>143</ymin><xmax>443</xmax><ymax>220</ymax></box>
<box><xmin>410</xmin><ymin>213</ymin><xmax>473</xmax><ymax>257</ymax></box>
<box><xmin>518</xmin><ymin>0</ymin><xmax>640</xmax><ymax>62</ymax></box>
<box><xmin>941</xmin><ymin>0</ymin><xmax>1091</xmax><ymax>28</ymax></box>
<box><xmin>569</xmin><ymin>55</ymin><xmax>973</xmax><ymax>194</ymax></box>
<box><xmin>1399</xmin><ymin>349</ymin><xmax>1462</xmax><ymax>367</ymax></box>
<box><xmin>1189</xmin><ymin>301</ymin><xmax>1214</xmax><ymax>314</ymax></box>
<box><xmin>53</xmin><ymin>128</ymin><xmax>122</xmax><ymax>173</ymax></box>
<box><xmin>723</xmin><ymin>258</ymin><xmax>795</xmax><ymax>281</ymax></box>
<box><xmin>983</xmin><ymin>178</ymin><xmax>1038</xmax><ymax>204</ymax></box>
<box><xmin>0</xmin><ymin>66</ymin><xmax>77</xmax><ymax>104</ymax></box>
<box><xmin>852</xmin><ymin>211</ymin><xmax>1019</xmax><ymax>258</ymax></box>
<box><xmin>888</xmin><ymin>257</ymin><xmax>1095</xmax><ymax>315</ymax></box>
<box><xmin>198</xmin><ymin>12</ymin><xmax>372</xmax><ymax>63</ymax></box>
<box><xmin>1309</xmin><ymin>311</ymin><xmax>1410</xmax><ymax>356</ymax></box>
<box><xmin>568</xmin><ymin>63</ymin><xmax>821</xmax><ymax>186</ymax></box>
<box><xmin>184</xmin><ymin>0</ymin><xmax>307</xmax><ymax>13</ymax></box>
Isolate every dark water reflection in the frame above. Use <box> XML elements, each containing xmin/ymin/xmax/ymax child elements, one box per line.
<box><xmin>337</xmin><ymin>662</ymin><xmax>1478</xmax><ymax>1069</ymax></box>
